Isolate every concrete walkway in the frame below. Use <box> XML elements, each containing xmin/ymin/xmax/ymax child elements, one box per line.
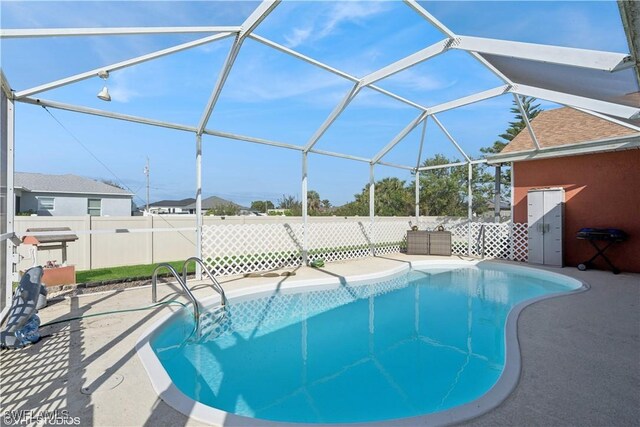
<box><xmin>1</xmin><ymin>255</ymin><xmax>638</xmax><ymax>426</ymax></box>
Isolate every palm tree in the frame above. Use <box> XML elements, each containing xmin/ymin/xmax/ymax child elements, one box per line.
<box><xmin>307</xmin><ymin>190</ymin><xmax>321</xmax><ymax>215</ymax></box>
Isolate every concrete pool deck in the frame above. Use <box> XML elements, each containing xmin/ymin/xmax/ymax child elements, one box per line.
<box><xmin>1</xmin><ymin>255</ymin><xmax>638</xmax><ymax>426</ymax></box>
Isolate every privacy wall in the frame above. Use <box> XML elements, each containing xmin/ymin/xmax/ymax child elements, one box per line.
<box><xmin>512</xmin><ymin>150</ymin><xmax>640</xmax><ymax>273</ymax></box>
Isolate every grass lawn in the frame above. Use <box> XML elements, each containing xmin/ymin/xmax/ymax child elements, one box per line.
<box><xmin>76</xmin><ymin>260</ymin><xmax>196</xmax><ymax>283</ymax></box>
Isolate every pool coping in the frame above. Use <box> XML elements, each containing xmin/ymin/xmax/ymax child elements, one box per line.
<box><xmin>135</xmin><ymin>259</ymin><xmax>589</xmax><ymax>427</ymax></box>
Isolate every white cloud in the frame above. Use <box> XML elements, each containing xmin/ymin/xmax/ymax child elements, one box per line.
<box><xmin>383</xmin><ymin>68</ymin><xmax>456</xmax><ymax>92</ymax></box>
<box><xmin>105</xmin><ymin>68</ymin><xmax>142</xmax><ymax>103</ymax></box>
<box><xmin>283</xmin><ymin>1</ymin><xmax>390</xmax><ymax>48</ymax></box>
<box><xmin>284</xmin><ymin>27</ymin><xmax>313</xmax><ymax>48</ymax></box>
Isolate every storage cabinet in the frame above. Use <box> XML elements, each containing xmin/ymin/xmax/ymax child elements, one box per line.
<box><xmin>406</xmin><ymin>231</ymin><xmax>452</xmax><ymax>256</ymax></box>
<box><xmin>527</xmin><ymin>188</ymin><xmax>564</xmax><ymax>266</ymax></box>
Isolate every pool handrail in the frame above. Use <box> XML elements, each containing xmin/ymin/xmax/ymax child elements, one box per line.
<box><xmin>182</xmin><ymin>257</ymin><xmax>228</xmax><ymax>308</ymax></box>
<box><xmin>151</xmin><ymin>263</ymin><xmax>200</xmax><ymax>337</ymax></box>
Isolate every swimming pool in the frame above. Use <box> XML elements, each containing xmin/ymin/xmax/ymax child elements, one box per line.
<box><xmin>137</xmin><ymin>260</ymin><xmax>585</xmax><ymax>426</ymax></box>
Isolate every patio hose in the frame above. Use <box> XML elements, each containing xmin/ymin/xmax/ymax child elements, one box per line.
<box><xmin>39</xmin><ymin>300</ymin><xmax>189</xmax><ymax>328</ymax></box>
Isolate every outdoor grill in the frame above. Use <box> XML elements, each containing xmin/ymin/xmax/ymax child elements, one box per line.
<box><xmin>576</xmin><ymin>228</ymin><xmax>628</xmax><ymax>274</ymax></box>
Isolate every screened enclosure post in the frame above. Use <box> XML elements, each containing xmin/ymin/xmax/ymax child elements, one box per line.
<box><xmin>301</xmin><ymin>152</ymin><xmax>308</xmax><ymax>265</ymax></box>
<box><xmin>510</xmin><ymin>162</ymin><xmax>515</xmax><ymax>260</ymax></box>
<box><xmin>1</xmin><ymin>87</ymin><xmax>15</xmax><ymax>318</ymax></box>
<box><xmin>467</xmin><ymin>162</ymin><xmax>473</xmax><ymax>256</ymax></box>
<box><xmin>494</xmin><ymin>165</ymin><xmax>501</xmax><ymax>223</ymax></box>
<box><xmin>415</xmin><ymin>170</ymin><xmax>420</xmax><ymax>224</ymax></box>
<box><xmin>369</xmin><ymin>163</ymin><xmax>375</xmax><ymax>256</ymax></box>
<box><xmin>195</xmin><ymin>134</ymin><xmax>203</xmax><ymax>279</ymax></box>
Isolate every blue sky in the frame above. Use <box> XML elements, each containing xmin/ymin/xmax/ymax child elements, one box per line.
<box><xmin>0</xmin><ymin>1</ymin><xmax>631</xmax><ymax>207</ymax></box>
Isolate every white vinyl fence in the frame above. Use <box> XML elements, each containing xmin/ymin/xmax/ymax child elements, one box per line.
<box><xmin>14</xmin><ymin>215</ymin><xmax>527</xmax><ymax>278</ymax></box>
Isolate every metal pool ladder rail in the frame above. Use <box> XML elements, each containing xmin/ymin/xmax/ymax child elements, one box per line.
<box><xmin>182</xmin><ymin>257</ymin><xmax>228</xmax><ymax>307</ymax></box>
<box><xmin>151</xmin><ymin>263</ymin><xmax>200</xmax><ymax>337</ymax></box>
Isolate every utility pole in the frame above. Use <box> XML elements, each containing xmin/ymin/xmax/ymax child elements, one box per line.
<box><xmin>144</xmin><ymin>157</ymin><xmax>150</xmax><ymax>213</ymax></box>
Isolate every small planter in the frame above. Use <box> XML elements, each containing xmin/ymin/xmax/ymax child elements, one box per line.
<box><xmin>42</xmin><ymin>265</ymin><xmax>76</xmax><ymax>286</ymax></box>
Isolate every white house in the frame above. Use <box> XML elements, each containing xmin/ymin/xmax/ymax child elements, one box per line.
<box><xmin>15</xmin><ymin>172</ymin><xmax>134</xmax><ymax>216</ymax></box>
<box><xmin>148</xmin><ymin>198</ymin><xmax>196</xmax><ymax>214</ymax></box>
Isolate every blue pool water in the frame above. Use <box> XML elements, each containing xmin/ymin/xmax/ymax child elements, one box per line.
<box><xmin>150</xmin><ymin>264</ymin><xmax>580</xmax><ymax>424</ymax></box>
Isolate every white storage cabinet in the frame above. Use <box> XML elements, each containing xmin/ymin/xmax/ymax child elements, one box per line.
<box><xmin>527</xmin><ymin>188</ymin><xmax>564</xmax><ymax>266</ymax></box>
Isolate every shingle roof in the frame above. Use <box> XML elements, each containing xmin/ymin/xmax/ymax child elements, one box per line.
<box><xmin>184</xmin><ymin>196</ymin><xmax>248</xmax><ymax>210</ymax></box>
<box><xmin>501</xmin><ymin>107</ymin><xmax>638</xmax><ymax>153</ymax></box>
<box><xmin>149</xmin><ymin>198</ymin><xmax>195</xmax><ymax>208</ymax></box>
<box><xmin>15</xmin><ymin>172</ymin><xmax>133</xmax><ymax>196</ymax></box>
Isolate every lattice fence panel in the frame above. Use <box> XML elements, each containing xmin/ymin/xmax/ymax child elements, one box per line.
<box><xmin>373</xmin><ymin>220</ymin><xmax>413</xmax><ymax>255</ymax></box>
<box><xmin>202</xmin><ymin>223</ymin><xmax>304</xmax><ymax>276</ymax></box>
<box><xmin>307</xmin><ymin>221</ymin><xmax>372</xmax><ymax>263</ymax></box>
<box><xmin>511</xmin><ymin>222</ymin><xmax>528</xmax><ymax>262</ymax></box>
<box><xmin>202</xmin><ymin>220</ymin><xmax>529</xmax><ymax>276</ymax></box>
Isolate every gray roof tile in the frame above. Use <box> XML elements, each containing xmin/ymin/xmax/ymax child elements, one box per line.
<box><xmin>15</xmin><ymin>172</ymin><xmax>133</xmax><ymax>196</ymax></box>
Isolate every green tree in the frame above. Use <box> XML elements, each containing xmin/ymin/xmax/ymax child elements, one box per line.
<box><xmin>335</xmin><ymin>177</ymin><xmax>412</xmax><ymax>216</ymax></box>
<box><xmin>480</xmin><ymin>96</ymin><xmax>542</xmax><ymax>202</ymax></box>
<box><xmin>415</xmin><ymin>154</ymin><xmax>493</xmax><ymax>216</ymax></box>
<box><xmin>278</xmin><ymin>194</ymin><xmax>302</xmax><ymax>216</ymax></box>
<box><xmin>250</xmin><ymin>200</ymin><xmax>274</xmax><ymax>213</ymax></box>
<box><xmin>206</xmin><ymin>203</ymin><xmax>240</xmax><ymax>216</ymax></box>
<box><xmin>307</xmin><ymin>190</ymin><xmax>322</xmax><ymax>215</ymax></box>
<box><xmin>498</xmin><ymin>96</ymin><xmax>542</xmax><ymax>143</ymax></box>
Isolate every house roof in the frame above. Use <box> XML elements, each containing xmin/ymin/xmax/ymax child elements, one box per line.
<box><xmin>149</xmin><ymin>198</ymin><xmax>195</xmax><ymax>208</ymax></box>
<box><xmin>501</xmin><ymin>107</ymin><xmax>638</xmax><ymax>153</ymax></box>
<box><xmin>15</xmin><ymin>172</ymin><xmax>133</xmax><ymax>196</ymax></box>
<box><xmin>185</xmin><ymin>196</ymin><xmax>248</xmax><ymax>210</ymax></box>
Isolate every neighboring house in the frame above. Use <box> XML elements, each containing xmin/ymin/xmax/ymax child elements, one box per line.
<box><xmin>15</xmin><ymin>172</ymin><xmax>134</xmax><ymax>216</ymax></box>
<box><xmin>488</xmin><ymin>107</ymin><xmax>640</xmax><ymax>273</ymax></box>
<box><xmin>184</xmin><ymin>196</ymin><xmax>250</xmax><ymax>215</ymax></box>
<box><xmin>148</xmin><ymin>198</ymin><xmax>195</xmax><ymax>214</ymax></box>
<box><xmin>481</xmin><ymin>200</ymin><xmax>511</xmax><ymax>221</ymax></box>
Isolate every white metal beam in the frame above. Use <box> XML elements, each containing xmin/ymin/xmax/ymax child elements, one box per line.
<box><xmin>467</xmin><ymin>162</ymin><xmax>473</xmax><ymax>256</ymax></box>
<box><xmin>416</xmin><ymin>117</ymin><xmax>428</xmax><ymax>168</ymax></box>
<box><xmin>369</xmin><ymin>164</ymin><xmax>375</xmax><ymax>255</ymax></box>
<box><xmin>415</xmin><ymin>170</ymin><xmax>420</xmax><ymax>221</ymax></box>
<box><xmin>402</xmin><ymin>0</ymin><xmax>515</xmax><ymax>85</ymax></box>
<box><xmin>238</xmin><ymin>0</ymin><xmax>280</xmax><ymax>40</ymax></box>
<box><xmin>196</xmin><ymin>38</ymin><xmax>242</xmax><ymax>134</ymax></box>
<box><xmin>309</xmin><ymin>148</ymin><xmax>369</xmax><ymax>163</ymax></box>
<box><xmin>417</xmin><ymin>159</ymin><xmax>486</xmax><ymax>171</ymax></box>
<box><xmin>430</xmin><ymin>115</ymin><xmax>471</xmax><ymax>162</ymax></box>
<box><xmin>513</xmin><ymin>94</ymin><xmax>541</xmax><ymax>150</ymax></box>
<box><xmin>0</xmin><ymin>26</ymin><xmax>240</xmax><ymax>38</ymax></box>
<box><xmin>1</xmin><ymin>70</ymin><xmax>12</xmax><ymax>98</ymax></box>
<box><xmin>202</xmin><ymin>128</ymin><xmax>303</xmax><ymax>151</ymax></box>
<box><xmin>403</xmin><ymin>0</ymin><xmax>456</xmax><ymax>38</ymax></box>
<box><xmin>1</xmin><ymin>83</ymin><xmax>16</xmax><ymax>317</ymax></box>
<box><xmin>427</xmin><ymin>85</ymin><xmax>510</xmax><ymax>115</ymax></box>
<box><xmin>453</xmin><ymin>36</ymin><xmax>634</xmax><ymax>72</ymax></box>
<box><xmin>197</xmin><ymin>1</ymin><xmax>279</xmax><ymax>135</ymax></box>
<box><xmin>301</xmin><ymin>152</ymin><xmax>308</xmax><ymax>265</ymax></box>
<box><xmin>360</xmin><ymin>39</ymin><xmax>451</xmax><ymax>87</ymax></box>
<box><xmin>248</xmin><ymin>34</ymin><xmax>429</xmax><ymax>111</ymax></box>
<box><xmin>377</xmin><ymin>161</ymin><xmax>416</xmax><ymax>171</ymax></box>
<box><xmin>372</xmin><ymin>112</ymin><xmax>427</xmax><ymax>164</ymax></box>
<box><xmin>303</xmin><ymin>83</ymin><xmax>361</xmax><ymax>152</ymax></box>
<box><xmin>248</xmin><ymin>34</ymin><xmax>355</xmax><ymax>80</ymax></box>
<box><xmin>195</xmin><ymin>134</ymin><xmax>203</xmax><ymax>279</ymax></box>
<box><xmin>19</xmin><ymin>97</ymin><xmax>197</xmax><ymax>132</ymax></box>
<box><xmin>15</xmin><ymin>32</ymin><xmax>234</xmax><ymax>99</ymax></box>
<box><xmin>511</xmin><ymin>84</ymin><xmax>640</xmax><ymax>120</ymax></box>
